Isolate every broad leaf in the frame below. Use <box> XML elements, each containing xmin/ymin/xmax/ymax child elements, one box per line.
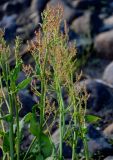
<box><xmin>24</xmin><ymin>112</ymin><xmax>33</xmax><ymax>123</ymax></box>
<box><xmin>0</xmin><ymin>114</ymin><xmax>12</xmax><ymax>122</ymax></box>
<box><xmin>16</xmin><ymin>77</ymin><xmax>32</xmax><ymax>91</ymax></box>
<box><xmin>40</xmin><ymin>133</ymin><xmax>53</xmax><ymax>158</ymax></box>
<box><xmin>36</xmin><ymin>154</ymin><xmax>44</xmax><ymax>160</ymax></box>
<box><xmin>11</xmin><ymin>61</ymin><xmax>22</xmax><ymax>82</ymax></box>
<box><xmin>85</xmin><ymin>115</ymin><xmax>101</xmax><ymax>123</ymax></box>
<box><xmin>29</xmin><ymin>119</ymin><xmax>40</xmax><ymax>137</ymax></box>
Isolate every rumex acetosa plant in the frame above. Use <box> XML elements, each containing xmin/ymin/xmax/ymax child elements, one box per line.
<box><xmin>28</xmin><ymin>4</ymin><xmax>89</xmax><ymax>160</ymax></box>
<box><xmin>0</xmin><ymin>4</ymin><xmax>91</xmax><ymax>160</ymax></box>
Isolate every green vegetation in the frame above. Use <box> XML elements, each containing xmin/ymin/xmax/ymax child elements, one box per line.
<box><xmin>0</xmin><ymin>5</ymin><xmax>99</xmax><ymax>160</ymax></box>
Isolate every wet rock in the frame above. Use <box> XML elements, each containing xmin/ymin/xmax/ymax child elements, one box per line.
<box><xmin>71</xmin><ymin>11</ymin><xmax>102</xmax><ymax>37</ymax></box>
<box><xmin>103</xmin><ymin>62</ymin><xmax>113</xmax><ymax>85</ymax></box>
<box><xmin>94</xmin><ymin>30</ymin><xmax>113</xmax><ymax>59</ymax></box>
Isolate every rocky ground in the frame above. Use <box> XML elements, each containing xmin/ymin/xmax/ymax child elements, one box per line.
<box><xmin>1</xmin><ymin>0</ymin><xmax>113</xmax><ymax>159</ymax></box>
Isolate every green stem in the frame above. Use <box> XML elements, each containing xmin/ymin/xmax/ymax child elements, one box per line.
<box><xmin>54</xmin><ymin>74</ymin><xmax>64</xmax><ymax>160</ymax></box>
<box><xmin>69</xmin><ymin>73</ymin><xmax>78</xmax><ymax>160</ymax></box>
<box><xmin>23</xmin><ymin>137</ymin><xmax>37</xmax><ymax>160</ymax></box>
<box><xmin>14</xmin><ymin>95</ymin><xmax>20</xmax><ymax>160</ymax></box>
<box><xmin>8</xmin><ymin>94</ymin><xmax>14</xmax><ymax>160</ymax></box>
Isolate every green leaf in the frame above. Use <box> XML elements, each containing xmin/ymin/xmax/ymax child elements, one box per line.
<box><xmin>3</xmin><ymin>133</ymin><xmax>10</xmax><ymax>153</ymax></box>
<box><xmin>0</xmin><ymin>114</ymin><xmax>12</xmax><ymax>122</ymax></box>
<box><xmin>36</xmin><ymin>154</ymin><xmax>44</xmax><ymax>160</ymax></box>
<box><xmin>40</xmin><ymin>134</ymin><xmax>53</xmax><ymax>158</ymax></box>
<box><xmin>11</xmin><ymin>61</ymin><xmax>22</xmax><ymax>81</ymax></box>
<box><xmin>29</xmin><ymin>119</ymin><xmax>40</xmax><ymax>137</ymax></box>
<box><xmin>85</xmin><ymin>115</ymin><xmax>101</xmax><ymax>123</ymax></box>
<box><xmin>16</xmin><ymin>77</ymin><xmax>32</xmax><ymax>91</ymax></box>
<box><xmin>24</xmin><ymin>112</ymin><xmax>33</xmax><ymax>123</ymax></box>
<box><xmin>36</xmin><ymin>64</ymin><xmax>41</xmax><ymax>76</ymax></box>
<box><xmin>0</xmin><ymin>131</ymin><xmax>4</xmax><ymax>137</ymax></box>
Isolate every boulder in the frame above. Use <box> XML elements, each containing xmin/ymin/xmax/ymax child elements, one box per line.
<box><xmin>103</xmin><ymin>62</ymin><xmax>113</xmax><ymax>86</ymax></box>
<box><xmin>94</xmin><ymin>30</ymin><xmax>113</xmax><ymax>59</ymax></box>
<box><xmin>77</xmin><ymin>79</ymin><xmax>113</xmax><ymax>112</ymax></box>
<box><xmin>71</xmin><ymin>11</ymin><xmax>102</xmax><ymax>37</ymax></box>
<box><xmin>103</xmin><ymin>123</ymin><xmax>113</xmax><ymax>139</ymax></box>
<box><xmin>104</xmin><ymin>156</ymin><xmax>113</xmax><ymax>160</ymax></box>
<box><xmin>64</xmin><ymin>0</ymin><xmax>107</xmax><ymax>12</ymax></box>
<box><xmin>52</xmin><ymin>125</ymin><xmax>113</xmax><ymax>159</ymax></box>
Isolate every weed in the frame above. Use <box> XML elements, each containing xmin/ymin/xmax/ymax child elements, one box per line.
<box><xmin>0</xmin><ymin>4</ymin><xmax>96</xmax><ymax>160</ymax></box>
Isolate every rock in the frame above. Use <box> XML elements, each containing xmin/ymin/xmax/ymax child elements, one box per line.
<box><xmin>52</xmin><ymin>128</ymin><xmax>82</xmax><ymax>158</ymax></box>
<box><xmin>18</xmin><ymin>90</ymin><xmax>36</xmax><ymax>117</ymax></box>
<box><xmin>16</xmin><ymin>71</ymin><xmax>27</xmax><ymax>84</ymax></box>
<box><xmin>77</xmin><ymin>79</ymin><xmax>113</xmax><ymax>112</ymax></box>
<box><xmin>94</xmin><ymin>30</ymin><xmax>113</xmax><ymax>59</ymax></box>
<box><xmin>6</xmin><ymin>2</ymin><xmax>24</xmax><ymax>15</ymax></box>
<box><xmin>104</xmin><ymin>16</ymin><xmax>113</xmax><ymax>27</ymax></box>
<box><xmin>49</xmin><ymin>0</ymin><xmax>83</xmax><ymax>25</ymax></box>
<box><xmin>65</xmin><ymin>0</ymin><xmax>107</xmax><ymax>12</ymax></box>
<box><xmin>0</xmin><ymin>9</ymin><xmax>4</xmax><ymax>20</ymax></box>
<box><xmin>101</xmin><ymin>16</ymin><xmax>113</xmax><ymax>32</ymax></box>
<box><xmin>87</xmin><ymin>125</ymin><xmax>113</xmax><ymax>159</ymax></box>
<box><xmin>103</xmin><ymin>62</ymin><xmax>113</xmax><ymax>85</ymax></box>
<box><xmin>103</xmin><ymin>123</ymin><xmax>113</xmax><ymax>139</ymax></box>
<box><xmin>71</xmin><ymin>11</ymin><xmax>102</xmax><ymax>37</ymax></box>
<box><xmin>104</xmin><ymin>156</ymin><xmax>113</xmax><ymax>160</ymax></box>
<box><xmin>0</xmin><ymin>0</ymin><xmax>9</xmax><ymax>6</ymax></box>
<box><xmin>0</xmin><ymin>14</ymin><xmax>17</xmax><ymax>41</ymax></box>
<box><xmin>52</xmin><ymin>125</ymin><xmax>113</xmax><ymax>159</ymax></box>
<box><xmin>31</xmin><ymin>0</ymin><xmax>50</xmax><ymax>13</ymax></box>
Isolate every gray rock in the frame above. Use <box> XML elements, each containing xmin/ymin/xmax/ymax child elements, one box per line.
<box><xmin>48</xmin><ymin>0</ymin><xmax>83</xmax><ymax>25</ymax></box>
<box><xmin>18</xmin><ymin>90</ymin><xmax>36</xmax><ymax>117</ymax></box>
<box><xmin>77</xmin><ymin>79</ymin><xmax>113</xmax><ymax>112</ymax></box>
<box><xmin>103</xmin><ymin>123</ymin><xmax>113</xmax><ymax>139</ymax></box>
<box><xmin>103</xmin><ymin>62</ymin><xmax>113</xmax><ymax>86</ymax></box>
<box><xmin>52</xmin><ymin>125</ymin><xmax>113</xmax><ymax>159</ymax></box>
<box><xmin>94</xmin><ymin>30</ymin><xmax>113</xmax><ymax>59</ymax></box>
<box><xmin>71</xmin><ymin>11</ymin><xmax>102</xmax><ymax>37</ymax></box>
<box><xmin>101</xmin><ymin>15</ymin><xmax>113</xmax><ymax>32</ymax></box>
<box><xmin>64</xmin><ymin>0</ymin><xmax>107</xmax><ymax>11</ymax></box>
<box><xmin>104</xmin><ymin>156</ymin><xmax>113</xmax><ymax>160</ymax></box>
